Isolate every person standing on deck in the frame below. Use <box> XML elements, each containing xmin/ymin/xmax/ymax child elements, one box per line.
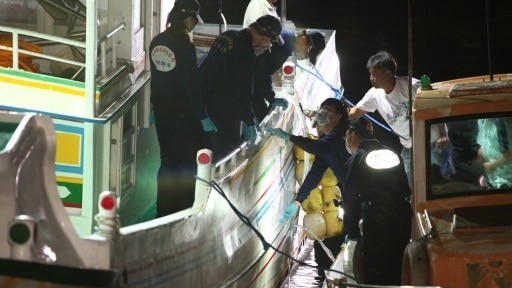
<box><xmin>343</xmin><ymin>117</ymin><xmax>412</xmax><ymax>285</ymax></box>
<box><xmin>149</xmin><ymin>0</ymin><xmax>216</xmax><ymax>217</ymax></box>
<box><xmin>295</xmin><ymin>29</ymin><xmax>326</xmax><ymax>66</ymax></box>
<box><xmin>348</xmin><ymin>51</ymin><xmax>420</xmax><ymax>186</ymax></box>
<box><xmin>199</xmin><ymin>15</ymin><xmax>283</xmax><ymax>161</ymax></box>
<box><xmin>266</xmin><ymin>98</ymin><xmax>351</xmax><ymax>279</ymax></box>
<box><xmin>250</xmin><ymin>29</ymin><xmax>294</xmax><ymax>122</ymax></box>
<box><xmin>242</xmin><ymin>0</ymin><xmax>291</xmax><ymax>123</ymax></box>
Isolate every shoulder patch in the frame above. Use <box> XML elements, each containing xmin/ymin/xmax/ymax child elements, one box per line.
<box><xmin>213</xmin><ymin>34</ymin><xmax>234</xmax><ymax>53</ymax></box>
<box><xmin>151</xmin><ymin>45</ymin><xmax>176</xmax><ymax>72</ymax></box>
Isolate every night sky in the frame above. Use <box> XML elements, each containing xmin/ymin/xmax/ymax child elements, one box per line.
<box><xmin>200</xmin><ymin>0</ymin><xmax>512</xmax><ymax>148</ymax></box>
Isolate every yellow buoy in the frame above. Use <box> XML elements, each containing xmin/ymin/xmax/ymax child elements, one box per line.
<box><xmin>303</xmin><ymin>212</ymin><xmax>326</xmax><ymax>240</ymax></box>
<box><xmin>321</xmin><ymin>185</ymin><xmax>341</xmax><ymax>212</ymax></box>
<box><xmin>319</xmin><ymin>168</ymin><xmax>338</xmax><ymax>187</ymax></box>
<box><xmin>294</xmin><ymin>145</ymin><xmax>315</xmax><ymax>161</ymax></box>
<box><xmin>295</xmin><ymin>160</ymin><xmax>314</xmax><ymax>185</ymax></box>
<box><xmin>301</xmin><ymin>187</ymin><xmax>323</xmax><ymax>213</ymax></box>
<box><xmin>324</xmin><ymin>210</ymin><xmax>344</xmax><ymax>237</ymax></box>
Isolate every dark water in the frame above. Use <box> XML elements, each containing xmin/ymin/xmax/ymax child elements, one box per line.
<box><xmin>280</xmin><ymin>239</ymin><xmax>324</xmax><ymax>288</ymax></box>
<box><xmin>281</xmin><ymin>235</ymin><xmax>344</xmax><ymax>288</ymax></box>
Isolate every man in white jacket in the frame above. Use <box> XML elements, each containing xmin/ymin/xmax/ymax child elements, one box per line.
<box><xmin>243</xmin><ymin>0</ymin><xmax>279</xmax><ymax>28</ymax></box>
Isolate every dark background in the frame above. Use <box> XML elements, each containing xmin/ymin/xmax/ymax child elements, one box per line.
<box><xmin>200</xmin><ymin>0</ymin><xmax>512</xmax><ymax>148</ymax></box>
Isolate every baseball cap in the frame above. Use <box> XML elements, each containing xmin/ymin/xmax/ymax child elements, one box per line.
<box><xmin>348</xmin><ymin>117</ymin><xmax>374</xmax><ymax>139</ymax></box>
<box><xmin>255</xmin><ymin>15</ymin><xmax>284</xmax><ymax>45</ymax></box>
<box><xmin>175</xmin><ymin>0</ymin><xmax>204</xmax><ymax>24</ymax></box>
<box><xmin>304</xmin><ymin>29</ymin><xmax>326</xmax><ymax>50</ymax></box>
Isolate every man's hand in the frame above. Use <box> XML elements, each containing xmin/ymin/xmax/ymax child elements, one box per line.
<box><xmin>270</xmin><ymin>98</ymin><xmax>289</xmax><ymax>110</ymax></box>
<box><xmin>279</xmin><ymin>202</ymin><xmax>299</xmax><ymax>224</ymax></box>
<box><xmin>245</xmin><ymin>124</ymin><xmax>257</xmax><ymax>146</ymax></box>
<box><xmin>265</xmin><ymin>127</ymin><xmax>290</xmax><ymax>141</ymax></box>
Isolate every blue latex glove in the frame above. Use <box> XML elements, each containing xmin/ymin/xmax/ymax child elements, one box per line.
<box><xmin>265</xmin><ymin>127</ymin><xmax>290</xmax><ymax>141</ymax></box>
<box><xmin>270</xmin><ymin>98</ymin><xmax>289</xmax><ymax>110</ymax></box>
<box><xmin>245</xmin><ymin>124</ymin><xmax>257</xmax><ymax>146</ymax></box>
<box><xmin>279</xmin><ymin>202</ymin><xmax>299</xmax><ymax>224</ymax></box>
<box><xmin>200</xmin><ymin>117</ymin><xmax>217</xmax><ymax>132</ymax></box>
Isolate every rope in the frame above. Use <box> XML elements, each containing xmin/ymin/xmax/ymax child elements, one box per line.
<box><xmin>295</xmin><ymin>62</ymin><xmax>406</xmax><ymax>140</ymax></box>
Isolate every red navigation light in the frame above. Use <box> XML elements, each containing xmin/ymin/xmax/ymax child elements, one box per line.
<box><xmin>198</xmin><ymin>152</ymin><xmax>210</xmax><ymax>165</ymax></box>
<box><xmin>101</xmin><ymin>195</ymin><xmax>116</xmax><ymax>210</ymax></box>
<box><xmin>283</xmin><ymin>64</ymin><xmax>294</xmax><ymax>76</ymax></box>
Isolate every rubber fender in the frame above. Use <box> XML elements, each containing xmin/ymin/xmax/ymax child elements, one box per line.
<box><xmin>402</xmin><ymin>238</ymin><xmax>429</xmax><ymax>285</ymax></box>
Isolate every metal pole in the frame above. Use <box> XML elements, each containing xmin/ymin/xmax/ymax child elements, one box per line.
<box><xmin>85</xmin><ymin>0</ymin><xmax>97</xmax><ymax>117</ymax></box>
<box><xmin>485</xmin><ymin>0</ymin><xmax>493</xmax><ymax>81</ymax></box>
<box><xmin>218</xmin><ymin>0</ymin><xmax>223</xmax><ymax>35</ymax></box>
<box><xmin>407</xmin><ymin>0</ymin><xmax>414</xmax><ymax>193</ymax></box>
<box><xmin>280</xmin><ymin>0</ymin><xmax>287</xmax><ymax>21</ymax></box>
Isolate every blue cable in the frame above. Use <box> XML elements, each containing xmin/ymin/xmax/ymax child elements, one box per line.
<box><xmin>295</xmin><ymin>62</ymin><xmax>406</xmax><ymax>140</ymax></box>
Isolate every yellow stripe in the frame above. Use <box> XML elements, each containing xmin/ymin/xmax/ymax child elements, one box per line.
<box><xmin>0</xmin><ymin>74</ymin><xmax>84</xmax><ymax>96</ymax></box>
<box><xmin>56</xmin><ymin>176</ymin><xmax>83</xmax><ymax>184</ymax></box>
<box><xmin>0</xmin><ymin>74</ymin><xmax>100</xmax><ymax>99</ymax></box>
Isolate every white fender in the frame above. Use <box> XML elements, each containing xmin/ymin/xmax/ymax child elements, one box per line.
<box><xmin>402</xmin><ymin>239</ymin><xmax>429</xmax><ymax>285</ymax></box>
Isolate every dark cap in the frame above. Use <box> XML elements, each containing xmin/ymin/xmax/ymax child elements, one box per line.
<box><xmin>174</xmin><ymin>0</ymin><xmax>203</xmax><ymax>24</ymax></box>
<box><xmin>348</xmin><ymin>117</ymin><xmax>374</xmax><ymax>139</ymax></box>
<box><xmin>305</xmin><ymin>29</ymin><xmax>326</xmax><ymax>50</ymax></box>
<box><xmin>255</xmin><ymin>15</ymin><xmax>284</xmax><ymax>45</ymax></box>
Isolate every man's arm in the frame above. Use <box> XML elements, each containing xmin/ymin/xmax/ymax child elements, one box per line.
<box><xmin>348</xmin><ymin>106</ymin><xmax>367</xmax><ymax>120</ymax></box>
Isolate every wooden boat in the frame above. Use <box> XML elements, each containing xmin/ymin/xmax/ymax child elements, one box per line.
<box><xmin>324</xmin><ymin>74</ymin><xmax>512</xmax><ymax>288</ymax></box>
<box><xmin>0</xmin><ymin>1</ymin><xmax>341</xmax><ymax>286</ymax></box>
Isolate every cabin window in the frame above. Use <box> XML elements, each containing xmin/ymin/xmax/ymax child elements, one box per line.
<box><xmin>427</xmin><ymin>114</ymin><xmax>512</xmax><ymax>198</ymax></box>
<box><xmin>0</xmin><ymin>1</ymin><xmax>38</xmax><ymax>24</ymax></box>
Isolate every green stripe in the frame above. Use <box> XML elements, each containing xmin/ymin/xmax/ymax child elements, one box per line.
<box><xmin>0</xmin><ymin>67</ymin><xmax>85</xmax><ymax>89</ymax></box>
<box><xmin>57</xmin><ymin>181</ymin><xmax>82</xmax><ymax>205</ymax></box>
<box><xmin>0</xmin><ymin>123</ymin><xmax>18</xmax><ymax>151</ymax></box>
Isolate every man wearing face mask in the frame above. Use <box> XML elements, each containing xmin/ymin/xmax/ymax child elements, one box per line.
<box><xmin>294</xmin><ymin>29</ymin><xmax>326</xmax><ymax>80</ymax></box>
<box><xmin>343</xmin><ymin>117</ymin><xmax>412</xmax><ymax>285</ymax></box>
<box><xmin>199</xmin><ymin>15</ymin><xmax>284</xmax><ymax>161</ymax></box>
<box><xmin>266</xmin><ymin>98</ymin><xmax>350</xmax><ymax>277</ymax></box>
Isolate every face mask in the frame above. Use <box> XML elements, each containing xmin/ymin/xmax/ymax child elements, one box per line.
<box><xmin>295</xmin><ymin>51</ymin><xmax>307</xmax><ymax>60</ymax></box>
<box><xmin>315</xmin><ymin>109</ymin><xmax>330</xmax><ymax>127</ymax></box>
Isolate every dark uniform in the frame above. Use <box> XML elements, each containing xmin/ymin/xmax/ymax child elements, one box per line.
<box><xmin>343</xmin><ymin>139</ymin><xmax>412</xmax><ymax>285</ymax></box>
<box><xmin>149</xmin><ymin>28</ymin><xmax>208</xmax><ymax>216</ymax></box>
<box><xmin>290</xmin><ymin>122</ymin><xmax>350</xmax><ymax>280</ymax></box>
<box><xmin>292</xmin><ymin>123</ymin><xmax>350</xmax><ymax>203</ymax></box>
<box><xmin>199</xmin><ymin>29</ymin><xmax>257</xmax><ymax>160</ymax></box>
<box><xmin>252</xmin><ymin>30</ymin><xmax>295</xmax><ymax>122</ymax></box>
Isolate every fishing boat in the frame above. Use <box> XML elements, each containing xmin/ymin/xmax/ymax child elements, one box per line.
<box><xmin>0</xmin><ymin>0</ymin><xmax>342</xmax><ymax>287</ymax></box>
<box><xmin>324</xmin><ymin>74</ymin><xmax>512</xmax><ymax>287</ymax></box>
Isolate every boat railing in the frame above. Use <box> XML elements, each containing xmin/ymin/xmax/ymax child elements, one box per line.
<box><xmin>0</xmin><ymin>22</ymin><xmax>125</xmax><ymax>80</ymax></box>
<box><xmin>213</xmin><ymin>104</ymin><xmax>288</xmax><ymax>182</ymax></box>
<box><xmin>0</xmin><ymin>25</ymin><xmax>86</xmax><ymax>71</ymax></box>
